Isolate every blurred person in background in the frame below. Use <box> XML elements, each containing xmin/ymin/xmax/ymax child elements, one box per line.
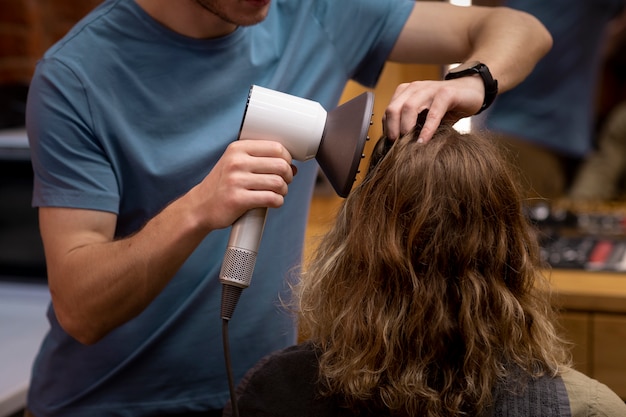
<box><xmin>569</xmin><ymin>12</ymin><xmax>626</xmax><ymax>201</ymax></box>
<box><xmin>481</xmin><ymin>0</ymin><xmax>625</xmax><ymax>200</ymax></box>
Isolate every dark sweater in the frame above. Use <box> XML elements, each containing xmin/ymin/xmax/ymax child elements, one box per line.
<box><xmin>225</xmin><ymin>343</ymin><xmax>571</xmax><ymax>417</ymax></box>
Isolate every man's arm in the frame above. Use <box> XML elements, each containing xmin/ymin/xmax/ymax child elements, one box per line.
<box><xmin>41</xmin><ymin>139</ymin><xmax>295</xmax><ymax>345</ymax></box>
<box><xmin>384</xmin><ymin>2</ymin><xmax>552</xmax><ymax>141</ymax></box>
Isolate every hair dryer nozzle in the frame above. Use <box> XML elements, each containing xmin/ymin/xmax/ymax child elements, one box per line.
<box><xmin>316</xmin><ymin>91</ymin><xmax>374</xmax><ymax>197</ymax></box>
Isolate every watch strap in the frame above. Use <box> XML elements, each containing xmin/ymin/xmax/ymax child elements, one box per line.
<box><xmin>444</xmin><ymin>62</ymin><xmax>498</xmax><ymax>115</ymax></box>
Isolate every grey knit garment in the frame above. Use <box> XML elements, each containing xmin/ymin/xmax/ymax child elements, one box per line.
<box><xmin>485</xmin><ymin>368</ymin><xmax>572</xmax><ymax>417</ymax></box>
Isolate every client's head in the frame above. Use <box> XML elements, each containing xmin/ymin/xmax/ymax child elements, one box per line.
<box><xmin>296</xmin><ymin>124</ymin><xmax>569</xmax><ymax>416</ymax></box>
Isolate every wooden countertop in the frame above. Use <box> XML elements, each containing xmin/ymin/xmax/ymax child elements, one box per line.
<box><xmin>548</xmin><ymin>269</ymin><xmax>626</xmax><ymax>314</ymax></box>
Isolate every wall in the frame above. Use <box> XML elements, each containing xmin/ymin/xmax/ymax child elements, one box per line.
<box><xmin>0</xmin><ymin>0</ymin><xmax>102</xmax><ymax>85</ymax></box>
<box><xmin>0</xmin><ymin>0</ymin><xmax>103</xmax><ymax>127</ymax></box>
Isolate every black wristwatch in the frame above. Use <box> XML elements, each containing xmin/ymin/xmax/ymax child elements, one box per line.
<box><xmin>444</xmin><ymin>61</ymin><xmax>498</xmax><ymax>115</ymax></box>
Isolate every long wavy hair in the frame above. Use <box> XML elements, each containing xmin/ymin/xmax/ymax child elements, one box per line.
<box><xmin>296</xmin><ymin>124</ymin><xmax>571</xmax><ymax>416</ymax></box>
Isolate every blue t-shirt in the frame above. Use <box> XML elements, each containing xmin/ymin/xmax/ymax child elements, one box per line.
<box><xmin>483</xmin><ymin>0</ymin><xmax>624</xmax><ymax>158</ymax></box>
<box><xmin>25</xmin><ymin>0</ymin><xmax>414</xmax><ymax>415</ymax></box>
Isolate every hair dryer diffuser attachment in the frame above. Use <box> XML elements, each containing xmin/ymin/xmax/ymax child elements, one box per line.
<box><xmin>316</xmin><ymin>91</ymin><xmax>374</xmax><ymax>197</ymax></box>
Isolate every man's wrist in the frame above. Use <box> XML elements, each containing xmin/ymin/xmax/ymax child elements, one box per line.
<box><xmin>444</xmin><ymin>61</ymin><xmax>498</xmax><ymax>114</ymax></box>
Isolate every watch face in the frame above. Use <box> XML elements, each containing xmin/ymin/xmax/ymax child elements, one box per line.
<box><xmin>450</xmin><ymin>60</ymin><xmax>481</xmax><ymax>74</ymax></box>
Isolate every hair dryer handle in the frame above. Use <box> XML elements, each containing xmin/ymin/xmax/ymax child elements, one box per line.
<box><xmin>219</xmin><ymin>207</ymin><xmax>268</xmax><ymax>289</ymax></box>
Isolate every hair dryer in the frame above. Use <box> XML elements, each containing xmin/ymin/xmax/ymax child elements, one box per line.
<box><xmin>219</xmin><ymin>85</ymin><xmax>374</xmax><ymax>320</ymax></box>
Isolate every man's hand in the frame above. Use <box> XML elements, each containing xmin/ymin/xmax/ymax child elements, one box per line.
<box><xmin>383</xmin><ymin>76</ymin><xmax>485</xmax><ymax>142</ymax></box>
<box><xmin>191</xmin><ymin>139</ymin><xmax>296</xmax><ymax>232</ymax></box>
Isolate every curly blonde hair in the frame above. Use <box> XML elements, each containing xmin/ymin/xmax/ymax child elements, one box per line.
<box><xmin>295</xmin><ymin>124</ymin><xmax>570</xmax><ymax>416</ymax></box>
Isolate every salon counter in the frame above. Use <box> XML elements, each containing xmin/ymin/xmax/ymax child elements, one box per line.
<box><xmin>550</xmin><ymin>269</ymin><xmax>626</xmax><ymax>313</ymax></box>
<box><xmin>548</xmin><ymin>269</ymin><xmax>626</xmax><ymax>400</ymax></box>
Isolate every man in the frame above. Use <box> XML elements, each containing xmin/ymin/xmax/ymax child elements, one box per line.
<box><xmin>25</xmin><ymin>0</ymin><xmax>551</xmax><ymax>416</ymax></box>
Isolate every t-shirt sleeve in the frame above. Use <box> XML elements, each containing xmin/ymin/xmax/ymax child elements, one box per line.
<box><xmin>27</xmin><ymin>57</ymin><xmax>120</xmax><ymax>213</ymax></box>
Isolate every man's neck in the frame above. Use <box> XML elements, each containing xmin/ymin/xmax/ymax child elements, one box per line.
<box><xmin>134</xmin><ymin>0</ymin><xmax>237</xmax><ymax>39</ymax></box>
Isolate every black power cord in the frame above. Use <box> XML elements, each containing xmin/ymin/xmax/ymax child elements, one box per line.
<box><xmin>222</xmin><ymin>318</ymin><xmax>240</xmax><ymax>417</ymax></box>
<box><xmin>221</xmin><ymin>283</ymin><xmax>244</xmax><ymax>417</ymax></box>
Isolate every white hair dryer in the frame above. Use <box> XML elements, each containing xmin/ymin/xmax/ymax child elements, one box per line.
<box><xmin>219</xmin><ymin>85</ymin><xmax>374</xmax><ymax>319</ymax></box>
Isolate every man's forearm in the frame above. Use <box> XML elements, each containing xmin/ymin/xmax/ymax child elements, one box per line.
<box><xmin>465</xmin><ymin>6</ymin><xmax>552</xmax><ymax>92</ymax></box>
<box><xmin>46</xmin><ymin>193</ymin><xmax>211</xmax><ymax>345</ymax></box>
